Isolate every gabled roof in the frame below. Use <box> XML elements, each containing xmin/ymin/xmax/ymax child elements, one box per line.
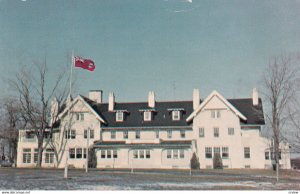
<box><xmin>58</xmin><ymin>95</ymin><xmax>106</xmax><ymax>124</ymax></box>
<box><xmin>186</xmin><ymin>90</ymin><xmax>247</xmax><ymax>122</ymax></box>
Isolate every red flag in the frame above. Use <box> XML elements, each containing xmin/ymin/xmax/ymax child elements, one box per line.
<box><xmin>74</xmin><ymin>56</ymin><xmax>95</xmax><ymax>72</ymax></box>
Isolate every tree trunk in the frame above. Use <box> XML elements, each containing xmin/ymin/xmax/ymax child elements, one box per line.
<box><xmin>37</xmin><ymin>136</ymin><xmax>44</xmax><ymax>167</ymax></box>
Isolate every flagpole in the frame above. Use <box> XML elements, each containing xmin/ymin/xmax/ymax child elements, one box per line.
<box><xmin>70</xmin><ymin>50</ymin><xmax>74</xmax><ymax>96</ymax></box>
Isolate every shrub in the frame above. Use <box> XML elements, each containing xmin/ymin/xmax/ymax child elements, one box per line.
<box><xmin>213</xmin><ymin>153</ymin><xmax>223</xmax><ymax>169</ymax></box>
<box><xmin>190</xmin><ymin>152</ymin><xmax>200</xmax><ymax>169</ymax></box>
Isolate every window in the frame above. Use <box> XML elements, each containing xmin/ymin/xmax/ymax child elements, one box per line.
<box><xmin>64</xmin><ymin>130</ymin><xmax>75</xmax><ymax>139</ymax></box>
<box><xmin>217</xmin><ymin>110</ymin><xmax>221</xmax><ymax>118</ymax></box>
<box><xmin>228</xmin><ymin>128</ymin><xmax>234</xmax><ymax>135</ymax></box>
<box><xmin>90</xmin><ymin>130</ymin><xmax>94</xmax><ymax>139</ymax></box>
<box><xmin>222</xmin><ymin>147</ymin><xmax>229</xmax><ymax>158</ymax></box>
<box><xmin>69</xmin><ymin>148</ymin><xmax>75</xmax><ymax>159</ymax></box>
<box><xmin>173</xmin><ymin>150</ymin><xmax>178</xmax><ymax>159</ymax></box>
<box><xmin>265</xmin><ymin>151</ymin><xmax>270</xmax><ymax>160</ymax></box>
<box><xmin>146</xmin><ymin>150</ymin><xmax>150</xmax><ymax>159</ymax></box>
<box><xmin>211</xmin><ymin>110</ymin><xmax>221</xmax><ymax>118</ymax></box>
<box><xmin>139</xmin><ymin>150</ymin><xmax>144</xmax><ymax>159</ymax></box>
<box><xmin>214</xmin><ymin>147</ymin><xmax>220</xmax><ymax>157</ymax></box>
<box><xmin>84</xmin><ymin>129</ymin><xmax>94</xmax><ymax>139</ymax></box>
<box><xmin>107</xmin><ymin>150</ymin><xmax>111</xmax><ymax>158</ymax></box>
<box><xmin>116</xmin><ymin>112</ymin><xmax>124</xmax><ymax>122</ymax></box>
<box><xmin>199</xmin><ymin>128</ymin><xmax>205</xmax><ymax>137</ymax></box>
<box><xmin>83</xmin><ymin>148</ymin><xmax>87</xmax><ymax>159</ymax></box>
<box><xmin>44</xmin><ymin>132</ymin><xmax>52</xmax><ymax>139</ymax></box>
<box><xmin>214</xmin><ymin>128</ymin><xmax>219</xmax><ymax>137</ymax></box>
<box><xmin>123</xmin><ymin>131</ymin><xmax>128</xmax><ymax>139</ymax></box>
<box><xmin>34</xmin><ymin>149</ymin><xmax>38</xmax><ymax>163</ymax></box>
<box><xmin>244</xmin><ymin>147</ymin><xmax>250</xmax><ymax>158</ymax></box>
<box><xmin>133</xmin><ymin>150</ymin><xmax>138</xmax><ymax>158</ymax></box>
<box><xmin>155</xmin><ymin>130</ymin><xmax>159</xmax><ymax>139</ymax></box>
<box><xmin>71</xmin><ymin>130</ymin><xmax>76</xmax><ymax>139</ymax></box>
<box><xmin>180</xmin><ymin>130</ymin><xmax>185</xmax><ymax>138</ymax></box>
<box><xmin>25</xmin><ymin>132</ymin><xmax>35</xmax><ymax>139</ymax></box>
<box><xmin>136</xmin><ymin>130</ymin><xmax>140</xmax><ymax>139</ymax></box>
<box><xmin>113</xmin><ymin>150</ymin><xmax>118</xmax><ymax>158</ymax></box>
<box><xmin>101</xmin><ymin>150</ymin><xmax>106</xmax><ymax>158</ymax></box>
<box><xmin>172</xmin><ymin>110</ymin><xmax>180</xmax><ymax>120</ymax></box>
<box><xmin>111</xmin><ymin>131</ymin><xmax>116</xmax><ymax>139</ymax></box>
<box><xmin>180</xmin><ymin>150</ymin><xmax>184</xmax><ymax>159</ymax></box>
<box><xmin>76</xmin><ymin>113</ymin><xmax>84</xmax><ymax>121</ymax></box>
<box><xmin>144</xmin><ymin>111</ymin><xmax>151</xmax><ymax>121</ymax></box>
<box><xmin>167</xmin><ymin>130</ymin><xmax>172</xmax><ymax>139</ymax></box>
<box><xmin>45</xmin><ymin>148</ymin><xmax>54</xmax><ymax>163</ymax></box>
<box><xmin>205</xmin><ymin>147</ymin><xmax>212</xmax><ymax>158</ymax></box>
<box><xmin>167</xmin><ymin>150</ymin><xmax>172</xmax><ymax>159</ymax></box>
<box><xmin>23</xmin><ymin>148</ymin><xmax>31</xmax><ymax>163</ymax></box>
<box><xmin>76</xmin><ymin>148</ymin><xmax>82</xmax><ymax>159</ymax></box>
<box><xmin>279</xmin><ymin>152</ymin><xmax>282</xmax><ymax>160</ymax></box>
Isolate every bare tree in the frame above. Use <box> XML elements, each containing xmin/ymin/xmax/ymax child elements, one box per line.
<box><xmin>8</xmin><ymin>59</ymin><xmax>67</xmax><ymax>167</ymax></box>
<box><xmin>0</xmin><ymin>97</ymin><xmax>27</xmax><ymax>164</ymax></box>
<box><xmin>262</xmin><ymin>55</ymin><xmax>299</xmax><ymax>180</ymax></box>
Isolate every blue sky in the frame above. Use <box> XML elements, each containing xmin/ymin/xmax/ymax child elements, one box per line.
<box><xmin>1</xmin><ymin>0</ymin><xmax>300</xmax><ymax>102</ymax></box>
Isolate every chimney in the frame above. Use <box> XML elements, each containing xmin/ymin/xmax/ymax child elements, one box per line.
<box><xmin>148</xmin><ymin>91</ymin><xmax>155</xmax><ymax>108</ymax></box>
<box><xmin>252</xmin><ymin>88</ymin><xmax>259</xmax><ymax>106</ymax></box>
<box><xmin>193</xmin><ymin>88</ymin><xmax>200</xmax><ymax>110</ymax></box>
<box><xmin>108</xmin><ymin>92</ymin><xmax>115</xmax><ymax>111</ymax></box>
<box><xmin>89</xmin><ymin>90</ymin><xmax>103</xmax><ymax>103</ymax></box>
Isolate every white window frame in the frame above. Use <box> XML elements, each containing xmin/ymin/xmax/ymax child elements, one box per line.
<box><xmin>167</xmin><ymin>130</ymin><xmax>172</xmax><ymax>139</ymax></box>
<box><xmin>180</xmin><ymin>130</ymin><xmax>185</xmax><ymax>138</ymax></box>
<box><xmin>222</xmin><ymin>147</ymin><xmax>229</xmax><ymax>158</ymax></box>
<box><xmin>123</xmin><ymin>131</ymin><xmax>128</xmax><ymax>139</ymax></box>
<box><xmin>199</xmin><ymin>127</ymin><xmax>205</xmax><ymax>137</ymax></box>
<box><xmin>228</xmin><ymin>128</ymin><xmax>234</xmax><ymax>135</ymax></box>
<box><xmin>45</xmin><ymin>148</ymin><xmax>54</xmax><ymax>163</ymax></box>
<box><xmin>244</xmin><ymin>147</ymin><xmax>250</xmax><ymax>159</ymax></box>
<box><xmin>116</xmin><ymin>111</ymin><xmax>124</xmax><ymax>122</ymax></box>
<box><xmin>155</xmin><ymin>130</ymin><xmax>159</xmax><ymax>139</ymax></box>
<box><xmin>111</xmin><ymin>131</ymin><xmax>116</xmax><ymax>139</ymax></box>
<box><xmin>172</xmin><ymin>110</ymin><xmax>180</xmax><ymax>120</ymax></box>
<box><xmin>22</xmin><ymin>148</ymin><xmax>31</xmax><ymax>164</ymax></box>
<box><xmin>135</xmin><ymin>130</ymin><xmax>141</xmax><ymax>139</ymax></box>
<box><xmin>214</xmin><ymin>127</ymin><xmax>219</xmax><ymax>137</ymax></box>
<box><xmin>144</xmin><ymin>111</ymin><xmax>152</xmax><ymax>121</ymax></box>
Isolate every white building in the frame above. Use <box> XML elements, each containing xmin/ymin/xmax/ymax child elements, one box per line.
<box><xmin>16</xmin><ymin>89</ymin><xmax>291</xmax><ymax>169</ymax></box>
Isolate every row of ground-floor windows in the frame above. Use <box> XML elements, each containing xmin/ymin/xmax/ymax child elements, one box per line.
<box><xmin>205</xmin><ymin>147</ymin><xmax>229</xmax><ymax>159</ymax></box>
<box><xmin>101</xmin><ymin>150</ymin><xmax>118</xmax><ymax>159</ymax></box>
<box><xmin>22</xmin><ymin>148</ymin><xmax>54</xmax><ymax>164</ymax></box>
<box><xmin>69</xmin><ymin>148</ymin><xmax>87</xmax><ymax>159</ymax></box>
<box><xmin>133</xmin><ymin>150</ymin><xmax>151</xmax><ymax>159</ymax></box>
<box><xmin>265</xmin><ymin>151</ymin><xmax>281</xmax><ymax>160</ymax></box>
<box><xmin>167</xmin><ymin>150</ymin><xmax>184</xmax><ymax>159</ymax></box>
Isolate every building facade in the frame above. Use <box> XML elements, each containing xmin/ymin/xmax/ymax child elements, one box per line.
<box><xmin>16</xmin><ymin>89</ymin><xmax>291</xmax><ymax>169</ymax></box>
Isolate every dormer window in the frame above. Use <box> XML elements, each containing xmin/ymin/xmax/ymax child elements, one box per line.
<box><xmin>167</xmin><ymin>108</ymin><xmax>184</xmax><ymax>121</ymax></box>
<box><xmin>144</xmin><ymin>111</ymin><xmax>152</xmax><ymax>121</ymax></box>
<box><xmin>172</xmin><ymin>110</ymin><xmax>180</xmax><ymax>120</ymax></box>
<box><xmin>116</xmin><ymin>111</ymin><xmax>124</xmax><ymax>122</ymax></box>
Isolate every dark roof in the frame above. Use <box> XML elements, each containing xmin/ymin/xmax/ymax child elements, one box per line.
<box><xmin>228</xmin><ymin>98</ymin><xmax>265</xmax><ymax>125</ymax></box>
<box><xmin>81</xmin><ymin>95</ymin><xmax>265</xmax><ymax>127</ymax></box>
<box><xmin>87</xmin><ymin>100</ymin><xmax>194</xmax><ymax>128</ymax></box>
<box><xmin>93</xmin><ymin>140</ymin><xmax>192</xmax><ymax>149</ymax></box>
